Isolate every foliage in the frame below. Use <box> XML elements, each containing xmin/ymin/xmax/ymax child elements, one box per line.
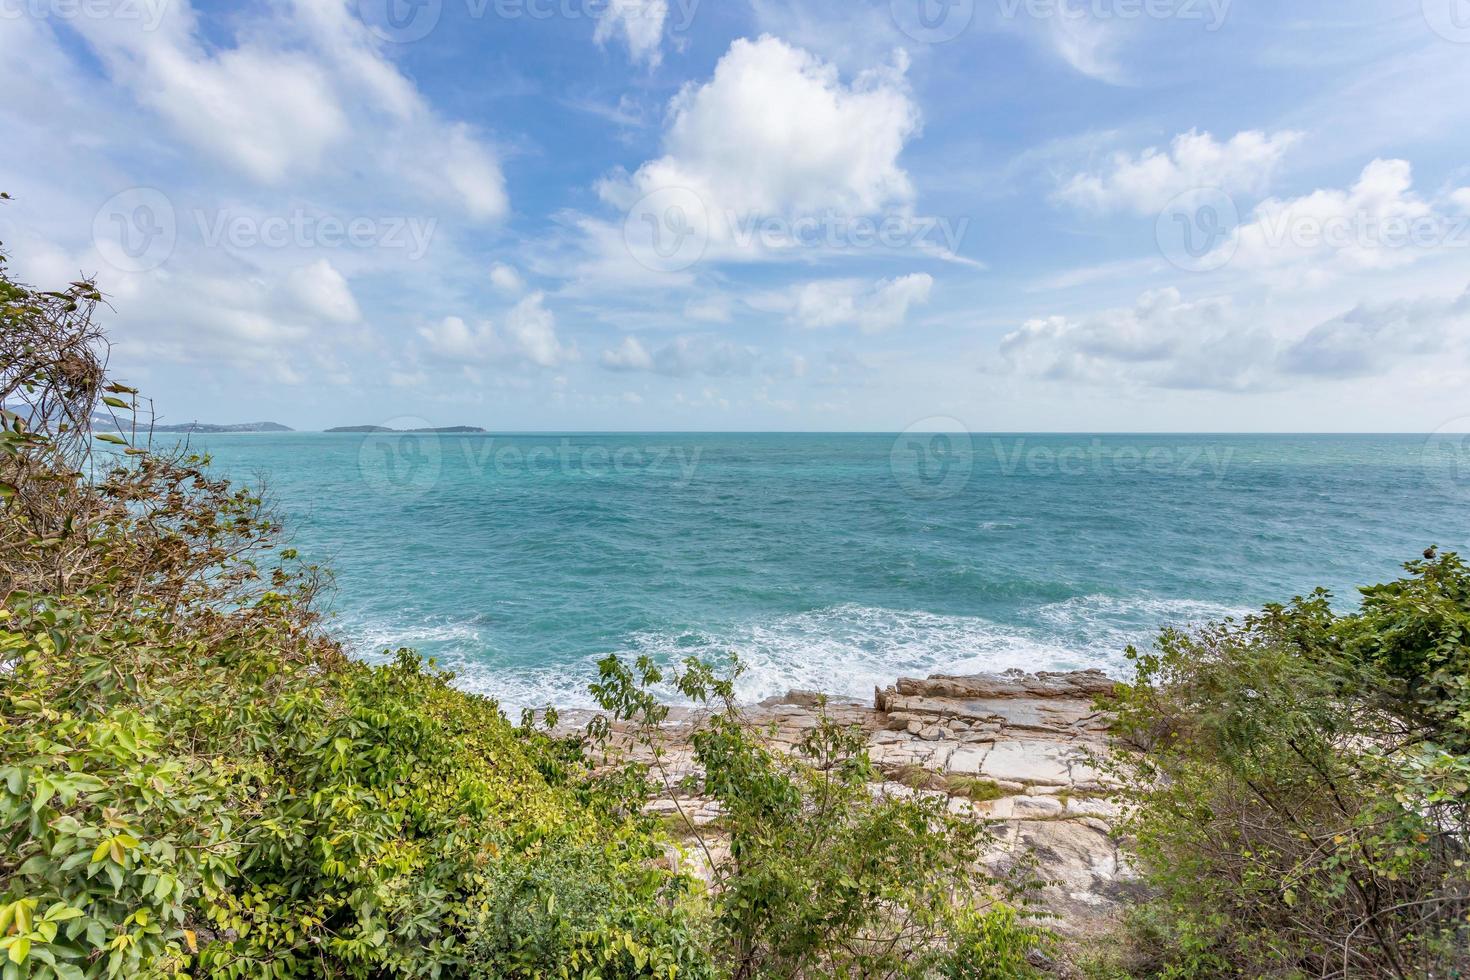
<box><xmin>0</xmin><ymin>238</ymin><xmax>711</xmax><ymax>979</ymax></box>
<box><xmin>589</xmin><ymin>655</ymin><xmax>1047</xmax><ymax>979</ymax></box>
<box><xmin>1105</xmin><ymin>552</ymin><xmax>1470</xmax><ymax>978</ymax></box>
<box><xmin>0</xmin><ymin>219</ymin><xmax>1046</xmax><ymax>979</ymax></box>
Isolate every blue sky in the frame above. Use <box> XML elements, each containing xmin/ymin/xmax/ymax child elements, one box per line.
<box><xmin>3</xmin><ymin>0</ymin><xmax>1469</xmax><ymax>430</ymax></box>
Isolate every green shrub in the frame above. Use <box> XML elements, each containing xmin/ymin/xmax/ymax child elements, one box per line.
<box><xmin>1106</xmin><ymin>553</ymin><xmax>1470</xmax><ymax>978</ymax></box>
<box><xmin>589</xmin><ymin>656</ymin><xmax>1048</xmax><ymax>979</ymax></box>
<box><xmin>0</xmin><ymin>218</ymin><xmax>1043</xmax><ymax>978</ymax></box>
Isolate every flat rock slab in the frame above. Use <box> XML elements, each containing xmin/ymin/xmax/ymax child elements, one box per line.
<box><xmin>979</xmin><ymin>740</ymin><xmax>1077</xmax><ymax>786</ymax></box>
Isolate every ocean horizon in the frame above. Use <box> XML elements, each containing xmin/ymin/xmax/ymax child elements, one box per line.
<box><xmin>192</xmin><ymin>430</ymin><xmax>1470</xmax><ymax>709</ymax></box>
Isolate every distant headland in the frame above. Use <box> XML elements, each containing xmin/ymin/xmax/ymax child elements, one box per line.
<box><xmin>325</xmin><ymin>425</ymin><xmax>487</xmax><ymax>434</ymax></box>
<box><xmin>93</xmin><ymin>417</ymin><xmax>294</xmax><ymax>434</ymax></box>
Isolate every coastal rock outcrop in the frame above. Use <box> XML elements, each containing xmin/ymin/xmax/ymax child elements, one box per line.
<box><xmin>566</xmin><ymin>668</ymin><xmax>1138</xmax><ymax>939</ymax></box>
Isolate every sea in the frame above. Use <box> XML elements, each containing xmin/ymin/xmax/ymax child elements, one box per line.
<box><xmin>188</xmin><ymin>431</ymin><xmax>1470</xmax><ymax>708</ymax></box>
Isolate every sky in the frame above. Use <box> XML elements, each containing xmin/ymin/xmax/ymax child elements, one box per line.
<box><xmin>2</xmin><ymin>0</ymin><xmax>1470</xmax><ymax>432</ymax></box>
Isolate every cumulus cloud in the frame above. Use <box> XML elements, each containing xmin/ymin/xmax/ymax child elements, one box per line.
<box><xmin>753</xmin><ymin>273</ymin><xmax>934</xmax><ymax>333</ymax></box>
<box><xmin>1280</xmin><ymin>287</ymin><xmax>1470</xmax><ymax>378</ymax></box>
<box><xmin>489</xmin><ymin>262</ymin><xmax>526</xmax><ymax>295</ymax></box>
<box><xmin>418</xmin><ymin>293</ymin><xmax>573</xmax><ymax>368</ymax></box>
<box><xmin>1218</xmin><ymin>159</ymin><xmax>1455</xmax><ymax>283</ymax></box>
<box><xmin>286</xmin><ymin>259</ymin><xmax>360</xmax><ymax>324</ymax></box>
<box><xmin>583</xmin><ymin>35</ymin><xmax>924</xmax><ymax>274</ymax></box>
<box><xmin>63</xmin><ymin>0</ymin><xmax>507</xmax><ymax>219</ymax></box>
<box><xmin>997</xmin><ymin>288</ymin><xmax>1274</xmax><ymax>391</ymax></box>
<box><xmin>593</xmin><ymin>0</ymin><xmax>669</xmax><ymax>67</ymax></box>
<box><xmin>601</xmin><ymin>336</ymin><xmax>655</xmax><ymax>371</ymax></box>
<box><xmin>998</xmin><ymin>283</ymin><xmax>1470</xmax><ymax>391</ymax></box>
<box><xmin>1057</xmin><ymin>130</ymin><xmax>1301</xmax><ymax>214</ymax></box>
<box><xmin>599</xmin><ymin>335</ymin><xmax>759</xmax><ymax>377</ymax></box>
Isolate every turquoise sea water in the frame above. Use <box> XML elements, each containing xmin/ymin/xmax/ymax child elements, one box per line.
<box><xmin>191</xmin><ymin>432</ymin><xmax>1470</xmax><ymax>707</ymax></box>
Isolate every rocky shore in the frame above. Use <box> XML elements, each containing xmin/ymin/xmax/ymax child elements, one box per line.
<box><xmin>559</xmin><ymin>667</ymin><xmax>1140</xmax><ymax>940</ymax></box>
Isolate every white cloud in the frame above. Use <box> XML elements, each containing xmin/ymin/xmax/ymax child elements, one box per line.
<box><xmin>1058</xmin><ymin>130</ymin><xmax>1302</xmax><ymax>214</ymax></box>
<box><xmin>592</xmin><ymin>36</ymin><xmax>921</xmax><ymax>265</ymax></box>
<box><xmin>593</xmin><ymin>0</ymin><xmax>669</xmax><ymax>67</ymax></box>
<box><xmin>754</xmin><ymin>273</ymin><xmax>934</xmax><ymax>333</ymax></box>
<box><xmin>63</xmin><ymin>0</ymin><xmax>507</xmax><ymax>219</ymax></box>
<box><xmin>419</xmin><ymin>316</ymin><xmax>496</xmax><ymax>361</ymax></box>
<box><xmin>599</xmin><ymin>335</ymin><xmax>758</xmax><ymax>377</ymax></box>
<box><xmin>1219</xmin><ymin>159</ymin><xmax>1446</xmax><ymax>284</ymax></box>
<box><xmin>1280</xmin><ymin>287</ymin><xmax>1470</xmax><ymax>378</ymax></box>
<box><xmin>998</xmin><ymin>283</ymin><xmax>1470</xmax><ymax>391</ymax></box>
<box><xmin>1034</xmin><ymin>13</ymin><xmax>1129</xmax><ymax>84</ymax></box>
<box><xmin>685</xmin><ymin>295</ymin><xmax>733</xmax><ymax>323</ymax></box>
<box><xmin>503</xmin><ymin>292</ymin><xmax>572</xmax><ymax>368</ymax></box>
<box><xmin>286</xmin><ymin>259</ymin><xmax>360</xmax><ymax>324</ymax></box>
<box><xmin>1453</xmin><ymin>188</ymin><xmax>1470</xmax><ymax>215</ymax></box>
<box><xmin>418</xmin><ymin>293</ymin><xmax>572</xmax><ymax>368</ymax></box>
<box><xmin>490</xmin><ymin>262</ymin><xmax>526</xmax><ymax>295</ymax></box>
<box><xmin>601</xmin><ymin>336</ymin><xmax>655</xmax><ymax>370</ymax></box>
<box><xmin>998</xmin><ymin>288</ymin><xmax>1274</xmax><ymax>391</ymax></box>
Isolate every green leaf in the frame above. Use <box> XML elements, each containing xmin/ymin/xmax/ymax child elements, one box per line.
<box><xmin>93</xmin><ymin>434</ymin><xmax>128</xmax><ymax>446</ymax></box>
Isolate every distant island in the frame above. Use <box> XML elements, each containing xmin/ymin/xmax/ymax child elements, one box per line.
<box><xmin>326</xmin><ymin>425</ymin><xmax>487</xmax><ymax>434</ymax></box>
<box><xmin>93</xmin><ymin>416</ymin><xmax>293</xmax><ymax>434</ymax></box>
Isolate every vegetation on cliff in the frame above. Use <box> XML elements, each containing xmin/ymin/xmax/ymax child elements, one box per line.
<box><xmin>0</xmin><ymin>232</ymin><xmax>1038</xmax><ymax>976</ymax></box>
<box><xmin>1104</xmin><ymin>551</ymin><xmax>1470</xmax><ymax>977</ymax></box>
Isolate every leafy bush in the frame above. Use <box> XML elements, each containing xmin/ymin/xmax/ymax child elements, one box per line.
<box><xmin>589</xmin><ymin>656</ymin><xmax>1047</xmax><ymax>979</ymax></box>
<box><xmin>1106</xmin><ymin>553</ymin><xmax>1470</xmax><ymax>978</ymax></box>
<box><xmin>0</xmin><ymin>242</ymin><xmax>710</xmax><ymax>979</ymax></box>
<box><xmin>1</xmin><ymin>219</ymin><xmax>1042</xmax><ymax>978</ymax></box>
